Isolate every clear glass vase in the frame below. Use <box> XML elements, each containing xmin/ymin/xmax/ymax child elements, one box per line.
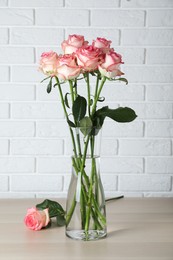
<box><xmin>66</xmin><ymin>127</ymin><xmax>107</xmax><ymax>241</ymax></box>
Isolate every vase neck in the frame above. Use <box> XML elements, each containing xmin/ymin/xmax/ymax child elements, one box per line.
<box><xmin>70</xmin><ymin>127</ymin><xmax>102</xmax><ymax>158</ymax></box>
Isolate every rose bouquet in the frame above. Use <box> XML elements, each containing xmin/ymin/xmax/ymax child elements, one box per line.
<box><xmin>25</xmin><ymin>35</ymin><xmax>137</xmax><ymax>240</ymax></box>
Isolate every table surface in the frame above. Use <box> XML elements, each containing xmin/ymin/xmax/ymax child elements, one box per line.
<box><xmin>0</xmin><ymin>198</ymin><xmax>173</xmax><ymax>260</ymax></box>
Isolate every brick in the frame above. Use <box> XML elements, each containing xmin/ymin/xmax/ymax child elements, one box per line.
<box><xmin>10</xmin><ymin>139</ymin><xmax>63</xmax><ymax>155</ymax></box>
<box><xmin>0</xmin><ymin>157</ymin><xmax>35</xmax><ymax>173</ymax></box>
<box><xmin>66</xmin><ymin>28</ymin><xmax>120</xmax><ymax>46</ymax></box>
<box><xmin>101</xmin><ymin>175</ymin><xmax>117</xmax><ymax>191</ymax></box>
<box><xmin>147</xmin><ymin>10</ymin><xmax>173</xmax><ymax>27</ymax></box>
<box><xmin>0</xmin><ymin>8</ymin><xmax>33</xmax><ymax>25</ymax></box>
<box><xmin>0</xmin><ymin>47</ymin><xmax>34</xmax><ymax>64</ymax></box>
<box><xmin>0</xmin><ymin>140</ymin><xmax>9</xmax><ymax>155</ymax></box>
<box><xmin>11</xmin><ymin>66</ymin><xmax>43</xmax><ymax>82</ymax></box>
<box><xmin>122</xmin><ymin>102</ymin><xmax>172</xmax><ymax>119</ymax></box>
<box><xmin>146</xmin><ymin>85</ymin><xmax>173</xmax><ymax>101</ymax></box>
<box><xmin>0</xmin><ymin>0</ymin><xmax>8</xmax><ymax>6</ymax></box>
<box><xmin>101</xmin><ymin>138</ymin><xmax>118</xmax><ymax>156</ymax></box>
<box><xmin>119</xmin><ymin>139</ymin><xmax>171</xmax><ymax>156</ymax></box>
<box><xmin>36</xmin><ymin>9</ymin><xmax>89</xmax><ymax>26</ymax></box>
<box><xmin>0</xmin><ymin>66</ymin><xmax>9</xmax><ymax>82</ymax></box>
<box><xmin>123</xmin><ymin>66</ymin><xmax>173</xmax><ymax>83</ymax></box>
<box><xmin>0</xmin><ymin>121</ymin><xmax>35</xmax><ymax>137</ymax></box>
<box><xmin>121</xmin><ymin>0</ymin><xmax>173</xmax><ymax>8</ymax></box>
<box><xmin>0</xmin><ymin>103</ymin><xmax>9</xmax><ymax>119</ymax></box>
<box><xmin>0</xmin><ymin>84</ymin><xmax>35</xmax><ymax>101</ymax></box>
<box><xmin>146</xmin><ymin>157</ymin><xmax>173</xmax><ymax>174</ymax></box>
<box><xmin>0</xmin><ymin>28</ymin><xmax>8</xmax><ymax>44</ymax></box>
<box><xmin>66</xmin><ymin>0</ymin><xmax>119</xmax><ymax>7</ymax></box>
<box><xmin>146</xmin><ymin>121</ymin><xmax>173</xmax><ymax>137</ymax></box>
<box><xmin>9</xmin><ymin>0</ymin><xmax>63</xmax><ymax>7</ymax></box>
<box><xmin>37</xmin><ymin>157</ymin><xmax>71</xmax><ymax>173</ymax></box>
<box><xmin>122</xmin><ymin>29</ymin><xmax>173</xmax><ymax>46</ymax></box>
<box><xmin>36</xmin><ymin>192</ymin><xmax>67</xmax><ymax>198</ymax></box>
<box><xmin>91</xmin><ymin>10</ymin><xmax>145</xmax><ymax>27</ymax></box>
<box><xmin>11</xmin><ymin>175</ymin><xmax>63</xmax><ymax>192</ymax></box>
<box><xmin>100</xmin><ymin>157</ymin><xmax>143</xmax><ymax>173</ymax></box>
<box><xmin>146</xmin><ymin>48</ymin><xmax>173</xmax><ymax>64</ymax></box>
<box><xmin>0</xmin><ymin>176</ymin><xmax>8</xmax><ymax>191</ymax></box>
<box><xmin>102</xmin><ymin>120</ymin><xmax>144</xmax><ymax>137</ymax></box>
<box><xmin>115</xmin><ymin>47</ymin><xmax>145</xmax><ymax>64</ymax></box>
<box><xmin>0</xmin><ymin>192</ymin><xmax>35</xmax><ymax>198</ymax></box>
<box><xmin>11</xmin><ymin>102</ymin><xmax>64</xmax><ymax>119</ymax></box>
<box><xmin>101</xmin><ymin>84</ymin><xmax>145</xmax><ymax>101</ymax></box>
<box><xmin>36</xmin><ymin>121</ymin><xmax>69</xmax><ymax>137</ymax></box>
<box><xmin>119</xmin><ymin>175</ymin><xmax>171</xmax><ymax>192</ymax></box>
<box><xmin>11</xmin><ymin>28</ymin><xmax>64</xmax><ymax>45</ymax></box>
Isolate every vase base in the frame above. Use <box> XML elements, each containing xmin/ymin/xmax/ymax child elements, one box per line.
<box><xmin>66</xmin><ymin>229</ymin><xmax>107</xmax><ymax>241</ymax></box>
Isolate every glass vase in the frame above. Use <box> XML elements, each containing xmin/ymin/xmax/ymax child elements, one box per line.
<box><xmin>65</xmin><ymin>127</ymin><xmax>107</xmax><ymax>241</ymax></box>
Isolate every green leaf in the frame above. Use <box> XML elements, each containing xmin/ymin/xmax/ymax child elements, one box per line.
<box><xmin>53</xmin><ymin>83</ymin><xmax>58</xmax><ymax>88</ymax></box>
<box><xmin>72</xmin><ymin>95</ymin><xmax>87</xmax><ymax>123</ymax></box>
<box><xmin>47</xmin><ymin>78</ymin><xmax>52</xmax><ymax>93</ymax></box>
<box><xmin>40</xmin><ymin>76</ymin><xmax>51</xmax><ymax>83</ymax></box>
<box><xmin>98</xmin><ymin>96</ymin><xmax>105</xmax><ymax>102</ymax></box>
<box><xmin>90</xmin><ymin>99</ymin><xmax>93</xmax><ymax>106</ymax></box>
<box><xmin>36</xmin><ymin>199</ymin><xmax>66</xmax><ymax>225</ymax></box>
<box><xmin>107</xmin><ymin>107</ymin><xmax>137</xmax><ymax>122</ymax></box>
<box><xmin>64</xmin><ymin>93</ymin><xmax>70</xmax><ymax>108</ymax></box>
<box><xmin>118</xmin><ymin>78</ymin><xmax>128</xmax><ymax>85</ymax></box>
<box><xmin>79</xmin><ymin>116</ymin><xmax>93</xmax><ymax>136</ymax></box>
<box><xmin>67</xmin><ymin>118</ymin><xmax>76</xmax><ymax>128</ymax></box>
<box><xmin>56</xmin><ymin>215</ymin><xmax>66</xmax><ymax>227</ymax></box>
<box><xmin>94</xmin><ymin>106</ymin><xmax>137</xmax><ymax>125</ymax></box>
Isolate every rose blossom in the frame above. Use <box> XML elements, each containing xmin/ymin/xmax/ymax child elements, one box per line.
<box><xmin>92</xmin><ymin>37</ymin><xmax>112</xmax><ymax>53</ymax></box>
<box><xmin>57</xmin><ymin>54</ymin><xmax>81</xmax><ymax>80</ymax></box>
<box><xmin>39</xmin><ymin>51</ymin><xmax>58</xmax><ymax>76</ymax></box>
<box><xmin>98</xmin><ymin>50</ymin><xmax>124</xmax><ymax>78</ymax></box>
<box><xmin>24</xmin><ymin>207</ymin><xmax>50</xmax><ymax>231</ymax></box>
<box><xmin>75</xmin><ymin>45</ymin><xmax>103</xmax><ymax>72</ymax></box>
<box><xmin>61</xmin><ymin>34</ymin><xmax>88</xmax><ymax>54</ymax></box>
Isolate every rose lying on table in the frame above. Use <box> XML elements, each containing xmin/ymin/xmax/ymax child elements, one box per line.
<box><xmin>24</xmin><ymin>199</ymin><xmax>66</xmax><ymax>231</ymax></box>
<box><xmin>24</xmin><ymin>207</ymin><xmax>50</xmax><ymax>231</ymax></box>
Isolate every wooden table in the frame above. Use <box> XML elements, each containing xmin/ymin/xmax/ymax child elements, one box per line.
<box><xmin>0</xmin><ymin>198</ymin><xmax>173</xmax><ymax>260</ymax></box>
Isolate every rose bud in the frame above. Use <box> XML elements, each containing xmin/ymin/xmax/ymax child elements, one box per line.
<box><xmin>99</xmin><ymin>50</ymin><xmax>124</xmax><ymax>78</ymax></box>
<box><xmin>75</xmin><ymin>45</ymin><xmax>104</xmax><ymax>72</ymax></box>
<box><xmin>57</xmin><ymin>54</ymin><xmax>81</xmax><ymax>80</ymax></box>
<box><xmin>61</xmin><ymin>34</ymin><xmax>88</xmax><ymax>54</ymax></box>
<box><xmin>39</xmin><ymin>51</ymin><xmax>58</xmax><ymax>76</ymax></box>
<box><xmin>24</xmin><ymin>207</ymin><xmax>50</xmax><ymax>231</ymax></box>
<box><xmin>92</xmin><ymin>37</ymin><xmax>112</xmax><ymax>53</ymax></box>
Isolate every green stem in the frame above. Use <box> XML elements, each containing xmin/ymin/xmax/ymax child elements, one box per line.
<box><xmin>94</xmin><ymin>73</ymin><xmax>100</xmax><ymax>102</ymax></box>
<box><xmin>55</xmin><ymin>77</ymin><xmax>78</xmax><ymax>159</ymax></box>
<box><xmin>66</xmin><ymin>198</ymin><xmax>76</xmax><ymax>226</ymax></box>
<box><xmin>86</xmin><ymin>73</ymin><xmax>91</xmax><ymax>116</ymax></box>
<box><xmin>69</xmin><ymin>80</ymin><xmax>75</xmax><ymax>104</ymax></box>
<box><xmin>91</xmin><ymin>76</ymin><xmax>106</xmax><ymax>115</ymax></box>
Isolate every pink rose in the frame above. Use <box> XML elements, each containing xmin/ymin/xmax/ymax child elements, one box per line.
<box><xmin>24</xmin><ymin>207</ymin><xmax>50</xmax><ymax>231</ymax></box>
<box><xmin>75</xmin><ymin>45</ymin><xmax>103</xmax><ymax>72</ymax></box>
<box><xmin>92</xmin><ymin>37</ymin><xmax>112</xmax><ymax>53</ymax></box>
<box><xmin>61</xmin><ymin>34</ymin><xmax>88</xmax><ymax>54</ymax></box>
<box><xmin>39</xmin><ymin>51</ymin><xmax>58</xmax><ymax>76</ymax></box>
<box><xmin>57</xmin><ymin>54</ymin><xmax>81</xmax><ymax>80</ymax></box>
<box><xmin>99</xmin><ymin>50</ymin><xmax>124</xmax><ymax>78</ymax></box>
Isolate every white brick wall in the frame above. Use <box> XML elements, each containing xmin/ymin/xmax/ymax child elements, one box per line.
<box><xmin>0</xmin><ymin>0</ymin><xmax>173</xmax><ymax>198</ymax></box>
